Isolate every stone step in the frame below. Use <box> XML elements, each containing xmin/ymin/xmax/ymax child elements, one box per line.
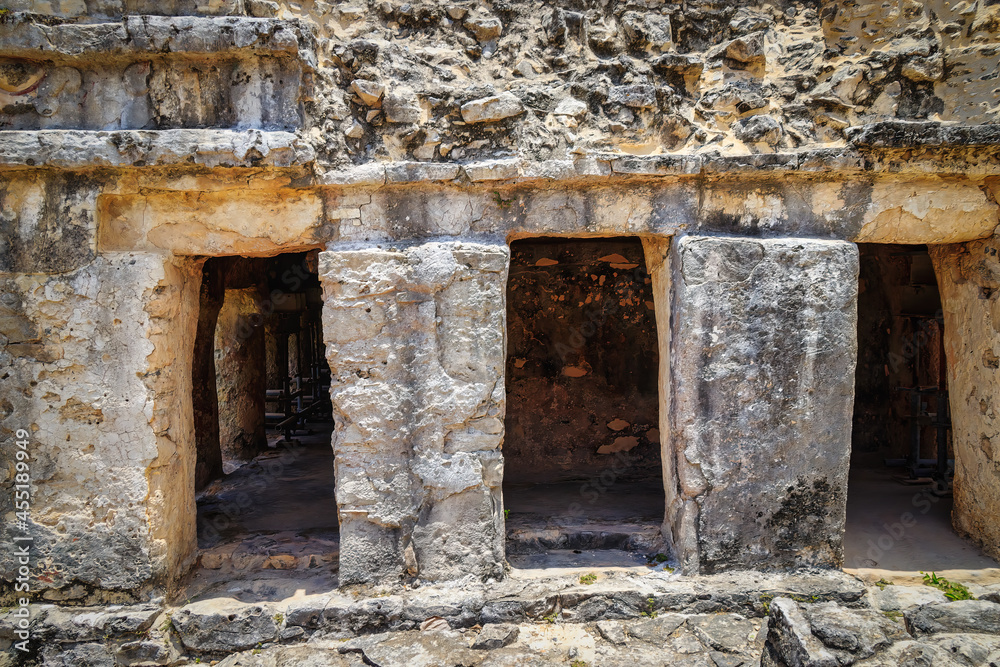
<box><xmin>198</xmin><ymin>531</ymin><xmax>339</xmax><ymax>572</ymax></box>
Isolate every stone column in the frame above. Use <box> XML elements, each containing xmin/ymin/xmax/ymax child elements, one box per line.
<box><xmin>320</xmin><ymin>241</ymin><xmax>509</xmax><ymax>586</ymax></box>
<box><xmin>215</xmin><ymin>287</ymin><xmax>268</xmax><ymax>465</ymax></box>
<box><xmin>930</xmin><ymin>239</ymin><xmax>1000</xmax><ymax>562</ymax></box>
<box><xmin>667</xmin><ymin>236</ymin><xmax>858</xmax><ymax>573</ymax></box>
<box><xmin>0</xmin><ymin>252</ymin><xmax>201</xmax><ymax>597</ymax></box>
<box><xmin>193</xmin><ymin>261</ymin><xmax>225</xmax><ymax>490</ymax></box>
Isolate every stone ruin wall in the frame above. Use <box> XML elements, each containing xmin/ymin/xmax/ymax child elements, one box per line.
<box><xmin>0</xmin><ymin>0</ymin><xmax>999</xmax><ymax>602</ymax></box>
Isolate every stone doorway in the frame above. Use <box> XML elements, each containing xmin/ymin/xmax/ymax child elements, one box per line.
<box><xmin>503</xmin><ymin>237</ymin><xmax>666</xmax><ymax>570</ymax></box>
<box><xmin>187</xmin><ymin>251</ymin><xmax>340</xmax><ymax>599</ymax></box>
<box><xmin>845</xmin><ymin>243</ymin><xmax>998</xmax><ymax>575</ymax></box>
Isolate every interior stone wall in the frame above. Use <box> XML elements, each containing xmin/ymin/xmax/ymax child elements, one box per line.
<box><xmin>0</xmin><ymin>252</ymin><xmax>200</xmax><ymax>602</ymax></box>
<box><xmin>930</xmin><ymin>239</ymin><xmax>1000</xmax><ymax>562</ymax></box>
<box><xmin>666</xmin><ymin>236</ymin><xmax>859</xmax><ymax>574</ymax></box>
<box><xmin>320</xmin><ymin>241</ymin><xmax>509</xmax><ymax>586</ymax></box>
<box><xmin>853</xmin><ymin>244</ymin><xmax>946</xmax><ymax>462</ymax></box>
<box><xmin>504</xmin><ymin>237</ymin><xmax>660</xmax><ymax>486</ymax></box>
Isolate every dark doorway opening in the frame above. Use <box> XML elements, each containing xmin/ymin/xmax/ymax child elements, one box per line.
<box><xmin>846</xmin><ymin>243</ymin><xmax>996</xmax><ymax>574</ymax></box>
<box><xmin>503</xmin><ymin>237</ymin><xmax>665</xmax><ymax>569</ymax></box>
<box><xmin>188</xmin><ymin>251</ymin><xmax>339</xmax><ymax>599</ymax></box>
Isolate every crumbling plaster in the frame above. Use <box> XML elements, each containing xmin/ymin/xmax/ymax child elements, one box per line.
<box><xmin>0</xmin><ymin>252</ymin><xmax>201</xmax><ymax>600</ymax></box>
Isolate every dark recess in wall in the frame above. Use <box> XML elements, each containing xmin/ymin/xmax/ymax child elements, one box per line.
<box><xmin>504</xmin><ymin>237</ymin><xmax>661</xmax><ymax>485</ymax></box>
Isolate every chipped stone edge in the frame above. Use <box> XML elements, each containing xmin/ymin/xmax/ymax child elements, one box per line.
<box><xmin>0</xmin><ymin>129</ymin><xmax>316</xmax><ymax>169</ymax></box>
<box><xmin>846</xmin><ymin>121</ymin><xmax>1000</xmax><ymax>148</ymax></box>
<box><xmin>2</xmin><ymin>129</ymin><xmax>998</xmax><ymax>177</ymax></box>
<box><xmin>0</xmin><ymin>15</ymin><xmax>315</xmax><ymax>60</ymax></box>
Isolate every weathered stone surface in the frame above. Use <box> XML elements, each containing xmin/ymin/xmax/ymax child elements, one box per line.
<box><xmin>734</xmin><ymin>115</ymin><xmax>782</xmax><ymax>145</ymax></box>
<box><xmin>320</xmin><ymin>241</ymin><xmax>508</xmax><ymax>585</ymax></box>
<box><xmin>931</xmin><ymin>239</ymin><xmax>1000</xmax><ymax>561</ymax></box>
<box><xmin>0</xmin><ymin>130</ymin><xmax>315</xmax><ymax>169</ymax></box>
<box><xmin>0</xmin><ymin>254</ymin><xmax>200</xmax><ymax>597</ymax></box>
<box><xmin>2</xmin><ymin>0</ymin><xmax>1000</xmax><ymax>611</ymax></box>
<box><xmin>665</xmin><ymin>237</ymin><xmax>858</xmax><ymax>573</ymax></box>
<box><xmin>867</xmin><ymin>584</ymin><xmax>947</xmax><ymax>611</ymax></box>
<box><xmin>763</xmin><ymin>598</ymin><xmax>839</xmax><ymax>667</ymax></box>
<box><xmin>904</xmin><ymin>600</ymin><xmax>1000</xmax><ymax>636</ymax></box>
<box><xmin>765</xmin><ymin>596</ymin><xmax>1000</xmax><ymax>667</ymax></box>
<box><xmin>172</xmin><ymin>598</ymin><xmax>282</xmax><ymax>652</ymax></box>
<box><xmin>461</xmin><ymin>93</ymin><xmax>525</xmax><ymax>124</ymax></box>
<box><xmin>608</xmin><ymin>84</ymin><xmax>658</xmax><ymax>109</ymax></box>
<box><xmin>215</xmin><ymin>285</ymin><xmax>268</xmax><ymax>465</ymax></box>
<box><xmin>472</xmin><ymin>623</ymin><xmax>519</xmax><ymax>649</ymax></box>
<box><xmin>0</xmin><ymin>17</ymin><xmax>312</xmax><ymax>59</ymax></box>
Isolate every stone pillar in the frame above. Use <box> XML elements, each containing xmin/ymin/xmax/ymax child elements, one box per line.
<box><xmin>930</xmin><ymin>239</ymin><xmax>1000</xmax><ymax>561</ymax></box>
<box><xmin>215</xmin><ymin>287</ymin><xmax>268</xmax><ymax>465</ymax></box>
<box><xmin>320</xmin><ymin>241</ymin><xmax>509</xmax><ymax>586</ymax></box>
<box><xmin>193</xmin><ymin>261</ymin><xmax>225</xmax><ymax>490</ymax></box>
<box><xmin>641</xmin><ymin>236</ymin><xmax>677</xmax><ymax>553</ymax></box>
<box><xmin>667</xmin><ymin>236</ymin><xmax>858</xmax><ymax>574</ymax></box>
<box><xmin>0</xmin><ymin>252</ymin><xmax>201</xmax><ymax>597</ymax></box>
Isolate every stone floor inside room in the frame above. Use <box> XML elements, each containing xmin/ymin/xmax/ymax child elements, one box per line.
<box><xmin>844</xmin><ymin>461</ymin><xmax>1000</xmax><ymax>586</ymax></box>
<box><xmin>504</xmin><ymin>480</ymin><xmax>666</xmax><ymax>575</ymax></box>
<box><xmin>184</xmin><ymin>422</ymin><xmax>340</xmax><ymax>603</ymax></box>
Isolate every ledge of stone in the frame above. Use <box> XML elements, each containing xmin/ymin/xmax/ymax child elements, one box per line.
<box><xmin>0</xmin><ymin>129</ymin><xmax>315</xmax><ymax>168</ymax></box>
<box><xmin>0</xmin><ymin>15</ymin><xmax>314</xmax><ymax>61</ymax></box>
<box><xmin>847</xmin><ymin>121</ymin><xmax>1000</xmax><ymax>148</ymax></box>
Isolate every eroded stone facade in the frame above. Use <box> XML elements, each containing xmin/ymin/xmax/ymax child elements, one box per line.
<box><xmin>0</xmin><ymin>0</ymin><xmax>998</xmax><ymax>612</ymax></box>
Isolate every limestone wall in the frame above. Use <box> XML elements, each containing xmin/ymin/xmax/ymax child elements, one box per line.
<box><xmin>0</xmin><ymin>253</ymin><xmax>200</xmax><ymax>601</ymax></box>
<box><xmin>1</xmin><ymin>0</ymin><xmax>999</xmax><ymax>599</ymax></box>
<box><xmin>931</xmin><ymin>239</ymin><xmax>1000</xmax><ymax>562</ymax></box>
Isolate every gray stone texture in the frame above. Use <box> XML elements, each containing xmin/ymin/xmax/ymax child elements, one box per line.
<box><xmin>666</xmin><ymin>236</ymin><xmax>859</xmax><ymax>573</ymax></box>
<box><xmin>320</xmin><ymin>241</ymin><xmax>509</xmax><ymax>585</ymax></box>
<box><xmin>930</xmin><ymin>239</ymin><xmax>1000</xmax><ymax>561</ymax></box>
<box><xmin>764</xmin><ymin>596</ymin><xmax>1000</xmax><ymax>667</ymax></box>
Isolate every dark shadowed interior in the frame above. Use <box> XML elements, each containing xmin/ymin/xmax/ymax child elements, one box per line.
<box><xmin>503</xmin><ymin>237</ymin><xmax>665</xmax><ymax>560</ymax></box>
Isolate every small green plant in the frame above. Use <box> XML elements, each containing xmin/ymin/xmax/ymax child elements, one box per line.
<box><xmin>492</xmin><ymin>191</ymin><xmax>514</xmax><ymax>208</ymax></box>
<box><xmin>759</xmin><ymin>593</ymin><xmax>774</xmax><ymax>615</ymax></box>
<box><xmin>542</xmin><ymin>612</ymin><xmax>557</xmax><ymax>624</ymax></box>
<box><xmin>273</xmin><ymin>612</ymin><xmax>284</xmax><ymax>624</ymax></box>
<box><xmin>570</xmin><ymin>661</ymin><xmax>589</xmax><ymax>667</ymax></box>
<box><xmin>579</xmin><ymin>572</ymin><xmax>597</xmax><ymax>585</ymax></box>
<box><xmin>882</xmin><ymin>610</ymin><xmax>903</xmax><ymax>621</ymax></box>
<box><xmin>504</xmin><ymin>509</ymin><xmax>510</xmax><ymax>519</ymax></box>
<box><xmin>922</xmin><ymin>572</ymin><xmax>975</xmax><ymax>601</ymax></box>
<box><xmin>639</xmin><ymin>597</ymin><xmax>658</xmax><ymax>618</ymax></box>
<box><xmin>194</xmin><ymin>658</ymin><xmax>202</xmax><ymax>664</ymax></box>
<box><xmin>875</xmin><ymin>578</ymin><xmax>894</xmax><ymax>590</ymax></box>
<box><xmin>159</xmin><ymin>613</ymin><xmax>173</xmax><ymax>634</ymax></box>
<box><xmin>652</xmin><ymin>553</ymin><xmax>669</xmax><ymax>563</ymax></box>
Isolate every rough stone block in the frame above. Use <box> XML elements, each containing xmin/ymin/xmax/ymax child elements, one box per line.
<box><xmin>320</xmin><ymin>241</ymin><xmax>509</xmax><ymax>585</ymax></box>
<box><xmin>667</xmin><ymin>236</ymin><xmax>858</xmax><ymax>573</ymax></box>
